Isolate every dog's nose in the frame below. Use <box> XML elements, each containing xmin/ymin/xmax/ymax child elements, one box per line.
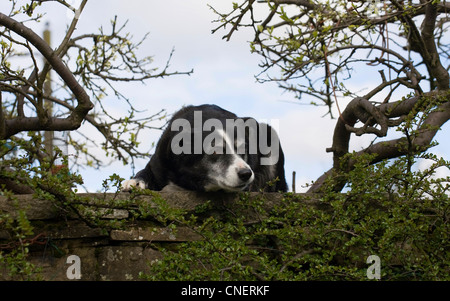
<box><xmin>238</xmin><ymin>168</ymin><xmax>253</xmax><ymax>182</ymax></box>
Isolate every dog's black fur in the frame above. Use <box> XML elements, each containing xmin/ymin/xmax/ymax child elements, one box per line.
<box><xmin>122</xmin><ymin>104</ymin><xmax>287</xmax><ymax>192</ymax></box>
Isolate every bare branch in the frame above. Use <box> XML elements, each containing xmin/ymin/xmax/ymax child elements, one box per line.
<box><xmin>0</xmin><ymin>12</ymin><xmax>94</xmax><ymax>138</ymax></box>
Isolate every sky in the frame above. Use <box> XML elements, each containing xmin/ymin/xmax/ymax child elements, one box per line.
<box><xmin>1</xmin><ymin>0</ymin><xmax>449</xmax><ymax>192</ymax></box>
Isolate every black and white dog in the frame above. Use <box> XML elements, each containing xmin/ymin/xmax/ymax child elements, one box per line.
<box><xmin>122</xmin><ymin>104</ymin><xmax>287</xmax><ymax>192</ymax></box>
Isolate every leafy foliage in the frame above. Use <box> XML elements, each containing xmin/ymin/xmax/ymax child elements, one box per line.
<box><xmin>0</xmin><ymin>191</ymin><xmax>42</xmax><ymax>280</ymax></box>
<box><xmin>141</xmin><ymin>151</ymin><xmax>449</xmax><ymax>281</ymax></box>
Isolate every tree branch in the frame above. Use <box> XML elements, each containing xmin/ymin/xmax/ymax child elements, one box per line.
<box><xmin>262</xmin><ymin>0</ymin><xmax>319</xmax><ymax>11</ymax></box>
<box><xmin>421</xmin><ymin>1</ymin><xmax>450</xmax><ymax>90</ymax></box>
<box><xmin>0</xmin><ymin>12</ymin><xmax>94</xmax><ymax>139</ymax></box>
<box><xmin>309</xmin><ymin>92</ymin><xmax>450</xmax><ymax>193</ymax></box>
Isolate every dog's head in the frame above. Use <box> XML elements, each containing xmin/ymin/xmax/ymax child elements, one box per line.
<box><xmin>168</xmin><ymin>121</ymin><xmax>255</xmax><ymax>192</ymax></box>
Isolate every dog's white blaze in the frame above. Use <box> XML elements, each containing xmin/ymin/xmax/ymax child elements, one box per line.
<box><xmin>220</xmin><ymin>128</ymin><xmax>234</xmax><ymax>155</ymax></box>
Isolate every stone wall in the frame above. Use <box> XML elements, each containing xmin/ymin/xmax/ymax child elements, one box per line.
<box><xmin>1</xmin><ymin>192</ymin><xmax>321</xmax><ymax>281</ymax></box>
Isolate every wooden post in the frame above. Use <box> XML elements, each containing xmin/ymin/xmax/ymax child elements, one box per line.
<box><xmin>43</xmin><ymin>22</ymin><xmax>53</xmax><ymax>157</ymax></box>
<box><xmin>292</xmin><ymin>171</ymin><xmax>296</xmax><ymax>193</ymax></box>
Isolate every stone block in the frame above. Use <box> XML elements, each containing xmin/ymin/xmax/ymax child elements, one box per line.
<box><xmin>98</xmin><ymin>246</ymin><xmax>163</xmax><ymax>281</ymax></box>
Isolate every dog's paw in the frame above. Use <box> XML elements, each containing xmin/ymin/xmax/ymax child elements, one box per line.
<box><xmin>121</xmin><ymin>179</ymin><xmax>147</xmax><ymax>191</ymax></box>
